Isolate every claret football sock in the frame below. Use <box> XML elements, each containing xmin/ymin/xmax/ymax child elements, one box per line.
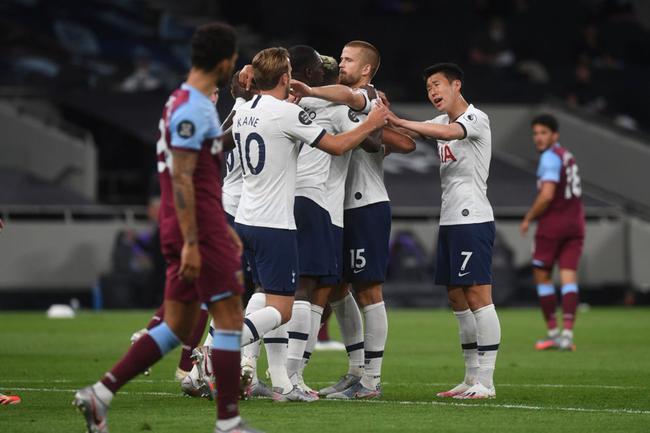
<box><xmin>537</xmin><ymin>283</ymin><xmax>558</xmax><ymax>330</ymax></box>
<box><xmin>211</xmin><ymin>329</ymin><xmax>241</xmax><ymax>423</ymax></box>
<box><xmin>561</xmin><ymin>283</ymin><xmax>579</xmax><ymax>331</ymax></box>
<box><xmin>178</xmin><ymin>308</ymin><xmax>209</xmax><ymax>372</ymax></box>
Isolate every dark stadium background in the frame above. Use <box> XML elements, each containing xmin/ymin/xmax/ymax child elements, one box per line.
<box><xmin>1</xmin><ymin>0</ymin><xmax>649</xmax><ymax>310</ymax></box>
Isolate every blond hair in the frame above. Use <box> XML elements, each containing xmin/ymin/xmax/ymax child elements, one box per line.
<box><xmin>252</xmin><ymin>47</ymin><xmax>290</xmax><ymax>90</ymax></box>
<box><xmin>345</xmin><ymin>40</ymin><xmax>380</xmax><ymax>78</ymax></box>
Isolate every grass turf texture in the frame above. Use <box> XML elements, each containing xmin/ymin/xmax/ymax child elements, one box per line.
<box><xmin>1</xmin><ymin>308</ymin><xmax>649</xmax><ymax>433</ymax></box>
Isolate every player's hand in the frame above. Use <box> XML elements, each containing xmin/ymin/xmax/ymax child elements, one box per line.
<box><xmin>231</xmin><ymin>70</ymin><xmax>254</xmax><ymax>100</ymax></box>
<box><xmin>386</xmin><ymin>110</ymin><xmax>403</xmax><ymax>127</ymax></box>
<box><xmin>238</xmin><ymin>64</ymin><xmax>255</xmax><ymax>91</ymax></box>
<box><xmin>366</xmin><ymin>99</ymin><xmax>389</xmax><ymax>129</ymax></box>
<box><xmin>289</xmin><ymin>79</ymin><xmax>312</xmax><ymax>101</ymax></box>
<box><xmin>227</xmin><ymin>224</ymin><xmax>244</xmax><ymax>256</ymax></box>
<box><xmin>520</xmin><ymin>219</ymin><xmax>530</xmax><ymax>236</ymax></box>
<box><xmin>377</xmin><ymin>90</ymin><xmax>391</xmax><ymax>109</ymax></box>
<box><xmin>179</xmin><ymin>242</ymin><xmax>201</xmax><ymax>282</ymax></box>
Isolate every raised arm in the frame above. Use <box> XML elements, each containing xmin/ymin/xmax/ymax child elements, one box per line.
<box><xmin>315</xmin><ymin>101</ymin><xmax>388</xmax><ymax>155</ymax></box>
<box><xmin>291</xmin><ymin>80</ymin><xmax>367</xmax><ymax>112</ymax></box>
<box><xmin>388</xmin><ymin>111</ymin><xmax>465</xmax><ymax>141</ymax></box>
<box><xmin>171</xmin><ymin>151</ymin><xmax>201</xmax><ymax>281</ymax></box>
<box><xmin>383</xmin><ymin>126</ymin><xmax>416</xmax><ymax>154</ymax></box>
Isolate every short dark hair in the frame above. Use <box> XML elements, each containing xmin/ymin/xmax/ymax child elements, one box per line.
<box><xmin>191</xmin><ymin>22</ymin><xmax>237</xmax><ymax>72</ymax></box>
<box><xmin>288</xmin><ymin>45</ymin><xmax>321</xmax><ymax>76</ymax></box>
<box><xmin>423</xmin><ymin>63</ymin><xmax>464</xmax><ymax>84</ymax></box>
<box><xmin>345</xmin><ymin>40</ymin><xmax>381</xmax><ymax>78</ymax></box>
<box><xmin>531</xmin><ymin>114</ymin><xmax>559</xmax><ymax>132</ymax></box>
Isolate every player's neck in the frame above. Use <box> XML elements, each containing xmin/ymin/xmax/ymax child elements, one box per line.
<box><xmin>446</xmin><ymin>96</ymin><xmax>469</xmax><ymax>122</ymax></box>
<box><xmin>186</xmin><ymin>68</ymin><xmax>217</xmax><ymax>97</ymax></box>
<box><xmin>259</xmin><ymin>86</ymin><xmax>287</xmax><ymax>101</ymax></box>
<box><xmin>350</xmin><ymin>77</ymin><xmax>370</xmax><ymax>89</ymax></box>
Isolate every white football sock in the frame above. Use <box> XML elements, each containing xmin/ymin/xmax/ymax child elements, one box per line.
<box><xmin>286</xmin><ymin>300</ymin><xmax>311</xmax><ymax>382</ymax></box>
<box><xmin>453</xmin><ymin>309</ymin><xmax>479</xmax><ymax>385</ymax></box>
<box><xmin>242</xmin><ymin>293</ymin><xmax>266</xmax><ymax>383</ymax></box>
<box><xmin>473</xmin><ymin>304</ymin><xmax>501</xmax><ymax>389</ymax></box>
<box><xmin>216</xmin><ymin>416</ymin><xmax>241</xmax><ymax>431</ymax></box>
<box><xmin>91</xmin><ymin>382</ymin><xmax>114</xmax><ymax>405</ymax></box>
<box><xmin>263</xmin><ymin>324</ymin><xmax>293</xmax><ymax>394</ymax></box>
<box><xmin>331</xmin><ymin>292</ymin><xmax>364</xmax><ymax>377</ymax></box>
<box><xmin>360</xmin><ymin>302</ymin><xmax>387</xmax><ymax>389</ymax></box>
<box><xmin>241</xmin><ymin>306</ymin><xmax>281</xmax><ymax>347</ymax></box>
<box><xmin>300</xmin><ymin>304</ymin><xmax>324</xmax><ymax>374</ymax></box>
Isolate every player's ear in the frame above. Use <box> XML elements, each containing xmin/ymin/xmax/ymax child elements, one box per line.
<box><xmin>361</xmin><ymin>63</ymin><xmax>372</xmax><ymax>77</ymax></box>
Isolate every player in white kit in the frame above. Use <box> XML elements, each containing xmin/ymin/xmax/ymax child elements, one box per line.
<box><xmin>290</xmin><ymin>41</ymin><xmax>415</xmax><ymax>400</ymax></box>
<box><xmin>233</xmin><ymin>47</ymin><xmax>389</xmax><ymax>402</ymax></box>
<box><xmin>387</xmin><ymin>63</ymin><xmax>501</xmax><ymax>399</ymax></box>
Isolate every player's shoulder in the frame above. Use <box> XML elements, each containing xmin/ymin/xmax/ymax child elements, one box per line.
<box><xmin>461</xmin><ymin>104</ymin><xmax>489</xmax><ymax>125</ymax></box>
<box><xmin>171</xmin><ymin>85</ymin><xmax>213</xmax><ymax>120</ymax></box>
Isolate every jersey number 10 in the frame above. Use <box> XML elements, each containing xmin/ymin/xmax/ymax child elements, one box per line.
<box><xmin>234</xmin><ymin>132</ymin><xmax>266</xmax><ymax>175</ymax></box>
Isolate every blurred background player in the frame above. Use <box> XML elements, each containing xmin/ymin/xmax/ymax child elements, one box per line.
<box><xmin>388</xmin><ymin>63</ymin><xmax>501</xmax><ymax>400</ymax></box>
<box><xmin>72</xmin><ymin>22</ymin><xmax>262</xmax><ymax>433</ymax></box>
<box><xmin>520</xmin><ymin>114</ymin><xmax>585</xmax><ymax>351</ymax></box>
<box><xmin>233</xmin><ymin>47</ymin><xmax>389</xmax><ymax>402</ymax></box>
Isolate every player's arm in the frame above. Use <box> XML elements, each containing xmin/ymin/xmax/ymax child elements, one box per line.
<box><xmin>220</xmin><ymin>70</ymin><xmax>258</xmax><ymax>151</ymax></box>
<box><xmin>315</xmin><ymin>102</ymin><xmax>389</xmax><ymax>156</ymax></box>
<box><xmin>171</xmin><ymin>150</ymin><xmax>201</xmax><ymax>281</ymax></box>
<box><xmin>388</xmin><ymin>111</ymin><xmax>465</xmax><ymax>141</ymax></box>
<box><xmin>383</xmin><ymin>126</ymin><xmax>416</xmax><ymax>154</ymax></box>
<box><xmin>520</xmin><ymin>182</ymin><xmax>556</xmax><ymax>235</ymax></box>
<box><xmin>290</xmin><ymin>80</ymin><xmax>367</xmax><ymax>112</ymax></box>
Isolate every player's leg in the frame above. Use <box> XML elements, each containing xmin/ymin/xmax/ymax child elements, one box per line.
<box><xmin>74</xmin><ymin>298</ymin><xmax>199</xmax><ymax>433</ymax></box>
<box><xmin>435</xmin><ymin>225</ymin><xmax>478</xmax><ymax>397</ymax></box>
<box><xmin>241</xmin><ymin>289</ymin><xmax>272</xmax><ymax>398</ymax></box>
<box><xmin>304</xmin><ymin>285</ymin><xmax>331</xmax><ymax>372</ymax></box>
<box><xmin>286</xmin><ymin>277</ymin><xmax>316</xmax><ymax>385</ymax></box>
<box><xmin>328</xmin><ymin>202</ymin><xmax>391</xmax><ymax>400</ymax></box>
<box><xmin>532</xmin><ymin>235</ymin><xmax>561</xmax><ymax>349</ymax></box>
<box><xmin>129</xmin><ymin>303</ymin><xmax>166</xmax><ymax>377</ymax></box>
<box><xmin>327</xmin><ymin>281</ymin><xmax>386</xmax><ymax>400</ymax></box>
<box><xmin>207</xmin><ymin>294</ymin><xmax>249</xmax><ymax>433</ymax></box>
<box><xmin>177</xmin><ymin>304</ymin><xmax>209</xmax><ymax>380</ymax></box>
<box><xmin>557</xmin><ymin>235</ymin><xmax>584</xmax><ymax>351</ymax></box>
<box><xmin>446</xmin><ymin>223</ymin><xmax>500</xmax><ymax>400</ymax></box>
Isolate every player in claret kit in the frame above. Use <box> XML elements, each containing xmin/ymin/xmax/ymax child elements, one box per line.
<box><xmin>233</xmin><ymin>47</ymin><xmax>389</xmax><ymax>402</ymax></box>
<box><xmin>388</xmin><ymin>63</ymin><xmax>501</xmax><ymax>400</ymax></box>
<box><xmin>73</xmin><ymin>23</ymin><xmax>263</xmax><ymax>433</ymax></box>
<box><xmin>520</xmin><ymin>114</ymin><xmax>585</xmax><ymax>352</ymax></box>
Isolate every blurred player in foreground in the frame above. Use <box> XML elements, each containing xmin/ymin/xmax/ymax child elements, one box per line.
<box><xmin>521</xmin><ymin>114</ymin><xmax>585</xmax><ymax>351</ymax></box>
<box><xmin>73</xmin><ymin>23</ymin><xmax>263</xmax><ymax>433</ymax></box>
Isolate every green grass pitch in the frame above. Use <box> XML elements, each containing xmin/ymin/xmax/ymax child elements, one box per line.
<box><xmin>1</xmin><ymin>308</ymin><xmax>649</xmax><ymax>432</ymax></box>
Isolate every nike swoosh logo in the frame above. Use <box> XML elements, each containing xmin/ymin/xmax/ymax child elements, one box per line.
<box><xmin>458</xmin><ymin>272</ymin><xmax>471</xmax><ymax>277</ymax></box>
<box><xmin>353</xmin><ymin>268</ymin><xmax>365</xmax><ymax>274</ymax></box>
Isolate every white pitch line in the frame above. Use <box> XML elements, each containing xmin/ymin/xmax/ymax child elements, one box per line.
<box><xmin>5</xmin><ymin>380</ymin><xmax>647</xmax><ymax>390</ymax></box>
<box><xmin>7</xmin><ymin>387</ymin><xmax>650</xmax><ymax>416</ymax></box>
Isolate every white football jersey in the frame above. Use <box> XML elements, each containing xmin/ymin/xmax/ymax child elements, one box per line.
<box><xmin>297</xmin><ymin>97</ymin><xmax>363</xmax><ymax>223</ymax></box>
<box><xmin>222</xmin><ymin>145</ymin><xmax>242</xmax><ymax>218</ymax></box>
<box><xmin>222</xmin><ymin>98</ymin><xmax>247</xmax><ymax>218</ymax></box>
<box><xmin>343</xmin><ymin>86</ymin><xmax>390</xmax><ymax>210</ymax></box>
<box><xmin>233</xmin><ymin>94</ymin><xmax>326</xmax><ymax>230</ymax></box>
<box><xmin>429</xmin><ymin>103</ymin><xmax>494</xmax><ymax>226</ymax></box>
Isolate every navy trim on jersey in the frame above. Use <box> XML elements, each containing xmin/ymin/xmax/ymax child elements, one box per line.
<box><xmin>310</xmin><ymin>128</ymin><xmax>327</xmax><ymax>148</ymax></box>
<box><xmin>453</xmin><ymin>121</ymin><xmax>468</xmax><ymax>139</ymax></box>
<box><xmin>251</xmin><ymin>95</ymin><xmax>262</xmax><ymax>109</ymax></box>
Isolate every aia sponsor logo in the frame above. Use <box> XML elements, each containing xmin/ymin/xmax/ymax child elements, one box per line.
<box><xmin>438</xmin><ymin>143</ymin><xmax>457</xmax><ymax>163</ymax></box>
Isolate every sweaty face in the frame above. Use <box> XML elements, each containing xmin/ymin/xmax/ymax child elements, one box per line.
<box><xmin>338</xmin><ymin>46</ymin><xmax>365</xmax><ymax>86</ymax></box>
<box><xmin>532</xmin><ymin>125</ymin><xmax>558</xmax><ymax>153</ymax></box>
<box><xmin>426</xmin><ymin>72</ymin><xmax>458</xmax><ymax>113</ymax></box>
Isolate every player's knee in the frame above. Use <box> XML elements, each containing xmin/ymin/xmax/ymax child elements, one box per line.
<box><xmin>356</xmin><ymin>283</ymin><xmax>383</xmax><ymax>306</ymax></box>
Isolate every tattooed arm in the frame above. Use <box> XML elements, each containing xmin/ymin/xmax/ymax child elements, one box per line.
<box><xmin>171</xmin><ymin>150</ymin><xmax>201</xmax><ymax>281</ymax></box>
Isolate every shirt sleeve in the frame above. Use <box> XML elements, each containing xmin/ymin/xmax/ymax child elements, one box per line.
<box><xmin>170</xmin><ymin>103</ymin><xmax>210</xmax><ymax>151</ymax></box>
<box><xmin>454</xmin><ymin>110</ymin><xmax>483</xmax><ymax>140</ymax></box>
<box><xmin>278</xmin><ymin>103</ymin><xmax>327</xmax><ymax>147</ymax></box>
<box><xmin>538</xmin><ymin>150</ymin><xmax>562</xmax><ymax>183</ymax></box>
<box><xmin>352</xmin><ymin>88</ymin><xmax>372</xmax><ymax>114</ymax></box>
<box><xmin>331</xmin><ymin>105</ymin><xmax>365</xmax><ymax>133</ymax></box>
